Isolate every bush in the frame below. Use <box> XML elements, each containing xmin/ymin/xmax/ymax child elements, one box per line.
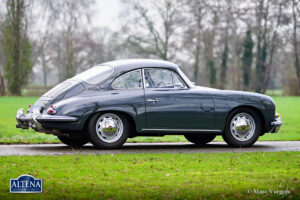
<box><xmin>284</xmin><ymin>78</ymin><xmax>300</xmax><ymax>96</ymax></box>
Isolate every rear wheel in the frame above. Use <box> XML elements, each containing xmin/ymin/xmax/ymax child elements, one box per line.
<box><xmin>184</xmin><ymin>134</ymin><xmax>216</xmax><ymax>146</ymax></box>
<box><xmin>88</xmin><ymin>112</ymin><xmax>129</xmax><ymax>149</ymax></box>
<box><xmin>57</xmin><ymin>134</ymin><xmax>89</xmax><ymax>148</ymax></box>
<box><xmin>222</xmin><ymin>108</ymin><xmax>262</xmax><ymax>147</ymax></box>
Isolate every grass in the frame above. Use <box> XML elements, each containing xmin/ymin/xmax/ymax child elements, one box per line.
<box><xmin>0</xmin><ymin>96</ymin><xmax>299</xmax><ymax>144</ymax></box>
<box><xmin>0</xmin><ymin>152</ymin><xmax>299</xmax><ymax>200</ymax></box>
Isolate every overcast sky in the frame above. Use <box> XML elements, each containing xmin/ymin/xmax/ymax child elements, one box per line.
<box><xmin>93</xmin><ymin>0</ymin><xmax>121</xmax><ymax>31</ymax></box>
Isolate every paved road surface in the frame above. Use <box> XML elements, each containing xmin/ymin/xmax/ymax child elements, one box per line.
<box><xmin>0</xmin><ymin>141</ymin><xmax>299</xmax><ymax>156</ymax></box>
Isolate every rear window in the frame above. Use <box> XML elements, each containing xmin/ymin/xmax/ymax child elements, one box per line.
<box><xmin>73</xmin><ymin>65</ymin><xmax>113</xmax><ymax>84</ymax></box>
<box><xmin>43</xmin><ymin>81</ymin><xmax>72</xmax><ymax>98</ymax></box>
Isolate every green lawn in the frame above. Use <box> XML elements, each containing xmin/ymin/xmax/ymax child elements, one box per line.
<box><xmin>0</xmin><ymin>96</ymin><xmax>299</xmax><ymax>143</ymax></box>
<box><xmin>0</xmin><ymin>152</ymin><xmax>299</xmax><ymax>200</ymax></box>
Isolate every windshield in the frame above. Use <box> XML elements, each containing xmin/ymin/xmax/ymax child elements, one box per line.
<box><xmin>73</xmin><ymin>65</ymin><xmax>113</xmax><ymax>84</ymax></box>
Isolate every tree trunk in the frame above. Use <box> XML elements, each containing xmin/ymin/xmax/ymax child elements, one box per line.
<box><xmin>219</xmin><ymin>42</ymin><xmax>228</xmax><ymax>89</ymax></box>
<box><xmin>292</xmin><ymin>0</ymin><xmax>300</xmax><ymax>93</ymax></box>
<box><xmin>262</xmin><ymin>2</ymin><xmax>282</xmax><ymax>94</ymax></box>
<box><xmin>40</xmin><ymin>49</ymin><xmax>47</xmax><ymax>87</ymax></box>
<box><xmin>193</xmin><ymin>10</ymin><xmax>202</xmax><ymax>84</ymax></box>
<box><xmin>0</xmin><ymin>71</ymin><xmax>5</xmax><ymax>96</ymax></box>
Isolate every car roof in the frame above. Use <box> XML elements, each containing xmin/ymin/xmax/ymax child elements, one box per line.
<box><xmin>101</xmin><ymin>59</ymin><xmax>179</xmax><ymax>71</ymax></box>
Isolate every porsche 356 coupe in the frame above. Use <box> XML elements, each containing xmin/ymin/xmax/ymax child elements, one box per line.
<box><xmin>16</xmin><ymin>59</ymin><xmax>282</xmax><ymax>149</ymax></box>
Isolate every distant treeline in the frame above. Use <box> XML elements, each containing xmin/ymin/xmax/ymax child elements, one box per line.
<box><xmin>0</xmin><ymin>0</ymin><xmax>299</xmax><ymax>96</ymax></box>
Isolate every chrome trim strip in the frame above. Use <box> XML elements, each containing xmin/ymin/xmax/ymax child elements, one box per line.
<box><xmin>142</xmin><ymin>68</ymin><xmax>146</xmax><ymax>89</ymax></box>
<box><xmin>141</xmin><ymin>128</ymin><xmax>222</xmax><ymax>132</ymax></box>
<box><xmin>36</xmin><ymin>115</ymin><xmax>78</xmax><ymax>122</ymax></box>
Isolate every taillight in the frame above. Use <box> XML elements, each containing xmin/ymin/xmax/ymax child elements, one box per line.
<box><xmin>47</xmin><ymin>105</ymin><xmax>56</xmax><ymax>115</ymax></box>
<box><xmin>27</xmin><ymin>105</ymin><xmax>31</xmax><ymax>113</ymax></box>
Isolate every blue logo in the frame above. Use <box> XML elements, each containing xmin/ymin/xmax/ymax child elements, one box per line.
<box><xmin>10</xmin><ymin>175</ymin><xmax>42</xmax><ymax>193</ymax></box>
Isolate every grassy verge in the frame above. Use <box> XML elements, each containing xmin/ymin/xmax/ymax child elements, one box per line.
<box><xmin>0</xmin><ymin>152</ymin><xmax>299</xmax><ymax>199</ymax></box>
<box><xmin>0</xmin><ymin>96</ymin><xmax>299</xmax><ymax>144</ymax></box>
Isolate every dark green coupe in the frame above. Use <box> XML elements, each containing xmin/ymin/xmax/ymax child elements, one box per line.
<box><xmin>16</xmin><ymin>59</ymin><xmax>282</xmax><ymax>149</ymax></box>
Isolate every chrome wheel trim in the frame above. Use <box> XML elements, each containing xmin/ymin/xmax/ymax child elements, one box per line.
<box><xmin>230</xmin><ymin>113</ymin><xmax>256</xmax><ymax>142</ymax></box>
<box><xmin>96</xmin><ymin>113</ymin><xmax>124</xmax><ymax>143</ymax></box>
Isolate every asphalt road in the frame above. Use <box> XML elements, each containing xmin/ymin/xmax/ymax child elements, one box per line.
<box><xmin>0</xmin><ymin>141</ymin><xmax>299</xmax><ymax>156</ymax></box>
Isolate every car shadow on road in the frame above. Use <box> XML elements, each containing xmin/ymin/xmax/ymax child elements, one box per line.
<box><xmin>25</xmin><ymin>142</ymin><xmax>275</xmax><ymax>153</ymax></box>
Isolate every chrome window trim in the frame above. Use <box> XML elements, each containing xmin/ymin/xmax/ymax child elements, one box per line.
<box><xmin>142</xmin><ymin>68</ymin><xmax>146</xmax><ymax>89</ymax></box>
<box><xmin>143</xmin><ymin>68</ymin><xmax>187</xmax><ymax>89</ymax></box>
<box><xmin>111</xmin><ymin>69</ymin><xmax>143</xmax><ymax>90</ymax></box>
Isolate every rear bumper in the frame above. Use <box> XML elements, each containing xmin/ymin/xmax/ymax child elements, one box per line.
<box><xmin>16</xmin><ymin>108</ymin><xmax>78</xmax><ymax>132</ymax></box>
<box><xmin>268</xmin><ymin>114</ymin><xmax>282</xmax><ymax>133</ymax></box>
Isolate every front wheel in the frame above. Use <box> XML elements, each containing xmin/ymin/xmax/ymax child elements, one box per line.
<box><xmin>88</xmin><ymin>112</ymin><xmax>129</xmax><ymax>149</ymax></box>
<box><xmin>222</xmin><ymin>108</ymin><xmax>262</xmax><ymax>147</ymax></box>
<box><xmin>57</xmin><ymin>134</ymin><xmax>89</xmax><ymax>148</ymax></box>
<box><xmin>184</xmin><ymin>134</ymin><xmax>216</xmax><ymax>146</ymax></box>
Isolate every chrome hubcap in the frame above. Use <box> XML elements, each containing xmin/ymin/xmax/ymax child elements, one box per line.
<box><xmin>96</xmin><ymin>113</ymin><xmax>123</xmax><ymax>143</ymax></box>
<box><xmin>230</xmin><ymin>113</ymin><xmax>255</xmax><ymax>141</ymax></box>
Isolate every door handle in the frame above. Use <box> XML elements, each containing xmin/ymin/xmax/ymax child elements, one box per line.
<box><xmin>202</xmin><ymin>106</ymin><xmax>214</xmax><ymax>112</ymax></box>
<box><xmin>147</xmin><ymin>99</ymin><xmax>158</xmax><ymax>103</ymax></box>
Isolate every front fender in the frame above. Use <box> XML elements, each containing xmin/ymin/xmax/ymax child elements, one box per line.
<box><xmin>213</xmin><ymin>93</ymin><xmax>275</xmax><ymax>132</ymax></box>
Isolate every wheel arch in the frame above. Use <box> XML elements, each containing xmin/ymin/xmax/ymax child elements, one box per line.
<box><xmin>83</xmin><ymin>110</ymin><xmax>137</xmax><ymax>138</ymax></box>
<box><xmin>225</xmin><ymin>105</ymin><xmax>266</xmax><ymax>134</ymax></box>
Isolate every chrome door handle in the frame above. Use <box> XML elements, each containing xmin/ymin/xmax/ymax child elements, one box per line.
<box><xmin>147</xmin><ymin>99</ymin><xmax>158</xmax><ymax>103</ymax></box>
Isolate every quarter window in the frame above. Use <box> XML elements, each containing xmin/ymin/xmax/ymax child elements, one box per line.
<box><xmin>144</xmin><ymin>68</ymin><xmax>186</xmax><ymax>88</ymax></box>
<box><xmin>112</xmin><ymin>70</ymin><xmax>142</xmax><ymax>89</ymax></box>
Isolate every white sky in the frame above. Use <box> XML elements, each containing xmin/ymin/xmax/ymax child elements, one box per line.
<box><xmin>92</xmin><ymin>0</ymin><xmax>121</xmax><ymax>31</ymax></box>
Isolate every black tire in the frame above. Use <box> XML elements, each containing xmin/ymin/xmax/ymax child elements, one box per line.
<box><xmin>184</xmin><ymin>134</ymin><xmax>216</xmax><ymax>146</ymax></box>
<box><xmin>57</xmin><ymin>134</ymin><xmax>89</xmax><ymax>148</ymax></box>
<box><xmin>88</xmin><ymin>112</ymin><xmax>129</xmax><ymax>149</ymax></box>
<box><xmin>222</xmin><ymin>108</ymin><xmax>262</xmax><ymax>147</ymax></box>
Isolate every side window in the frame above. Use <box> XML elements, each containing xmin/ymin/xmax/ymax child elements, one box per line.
<box><xmin>144</xmin><ymin>68</ymin><xmax>186</xmax><ymax>88</ymax></box>
<box><xmin>112</xmin><ymin>70</ymin><xmax>142</xmax><ymax>89</ymax></box>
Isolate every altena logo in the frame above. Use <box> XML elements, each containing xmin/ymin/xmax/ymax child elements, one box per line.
<box><xmin>10</xmin><ymin>175</ymin><xmax>42</xmax><ymax>193</ymax></box>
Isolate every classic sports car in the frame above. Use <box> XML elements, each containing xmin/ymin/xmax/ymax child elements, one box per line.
<box><xmin>16</xmin><ymin>59</ymin><xmax>282</xmax><ymax>149</ymax></box>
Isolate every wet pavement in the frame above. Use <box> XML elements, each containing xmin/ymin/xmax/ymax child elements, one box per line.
<box><xmin>0</xmin><ymin>141</ymin><xmax>299</xmax><ymax>156</ymax></box>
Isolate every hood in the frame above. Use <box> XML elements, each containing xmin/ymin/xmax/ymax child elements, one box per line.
<box><xmin>194</xmin><ymin>86</ymin><xmax>274</xmax><ymax>104</ymax></box>
<box><xmin>212</xmin><ymin>89</ymin><xmax>275</xmax><ymax>106</ymax></box>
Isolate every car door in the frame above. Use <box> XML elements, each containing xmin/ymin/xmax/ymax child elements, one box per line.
<box><xmin>143</xmin><ymin>68</ymin><xmax>215</xmax><ymax>130</ymax></box>
<box><xmin>111</xmin><ymin>69</ymin><xmax>146</xmax><ymax>130</ymax></box>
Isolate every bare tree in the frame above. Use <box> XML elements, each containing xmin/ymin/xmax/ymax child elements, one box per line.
<box><xmin>183</xmin><ymin>0</ymin><xmax>206</xmax><ymax>84</ymax></box>
<box><xmin>203</xmin><ymin>6</ymin><xmax>219</xmax><ymax>87</ymax></box>
<box><xmin>292</xmin><ymin>0</ymin><xmax>300</xmax><ymax>93</ymax></box>
<box><xmin>2</xmin><ymin>0</ymin><xmax>33</xmax><ymax>96</ymax></box>
<box><xmin>261</xmin><ymin>0</ymin><xmax>288</xmax><ymax>93</ymax></box>
<box><xmin>44</xmin><ymin>0</ymin><xmax>95</xmax><ymax>80</ymax></box>
<box><xmin>0</xmin><ymin>9</ymin><xmax>6</xmax><ymax>95</ymax></box>
<box><xmin>122</xmin><ymin>0</ymin><xmax>183</xmax><ymax>60</ymax></box>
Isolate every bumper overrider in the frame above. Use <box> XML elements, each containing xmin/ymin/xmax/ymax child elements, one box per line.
<box><xmin>269</xmin><ymin>113</ymin><xmax>282</xmax><ymax>133</ymax></box>
<box><xmin>16</xmin><ymin>108</ymin><xmax>78</xmax><ymax>133</ymax></box>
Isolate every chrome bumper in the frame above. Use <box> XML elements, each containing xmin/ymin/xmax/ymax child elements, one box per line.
<box><xmin>16</xmin><ymin>108</ymin><xmax>78</xmax><ymax>131</ymax></box>
<box><xmin>268</xmin><ymin>114</ymin><xmax>282</xmax><ymax>133</ymax></box>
